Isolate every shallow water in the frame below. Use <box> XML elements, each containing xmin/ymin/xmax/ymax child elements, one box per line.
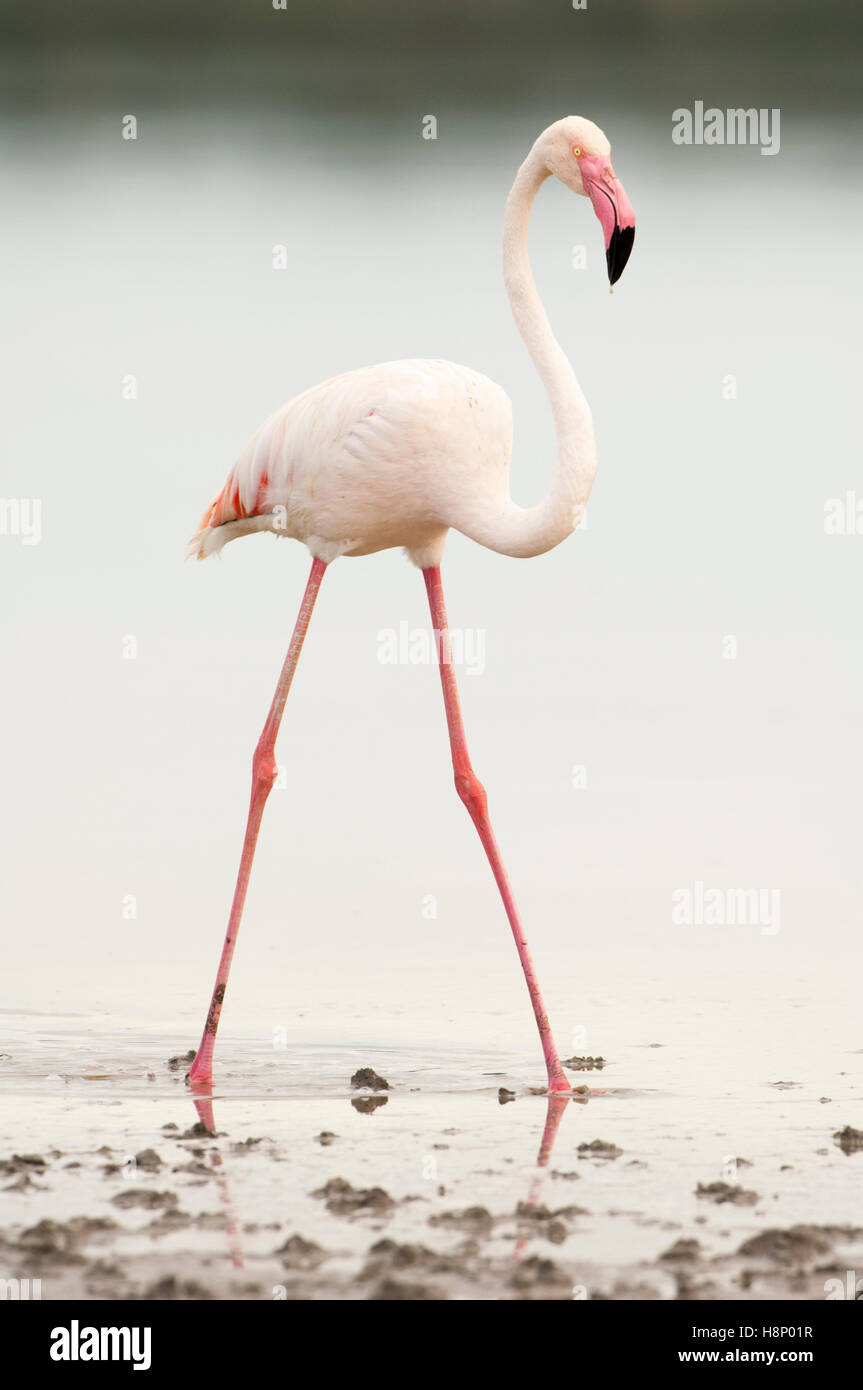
<box><xmin>1</xmin><ymin>959</ymin><xmax>860</xmax><ymax>1299</ymax></box>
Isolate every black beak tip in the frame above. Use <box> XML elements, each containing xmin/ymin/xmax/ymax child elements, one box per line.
<box><xmin>606</xmin><ymin>225</ymin><xmax>635</xmax><ymax>286</ymax></box>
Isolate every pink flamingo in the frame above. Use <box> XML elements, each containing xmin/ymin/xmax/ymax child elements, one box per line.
<box><xmin>186</xmin><ymin>117</ymin><xmax>635</xmax><ymax>1095</ymax></box>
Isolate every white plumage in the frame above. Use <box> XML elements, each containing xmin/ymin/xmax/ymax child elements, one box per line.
<box><xmin>189</xmin><ymin>117</ymin><xmax>634</xmax><ymax>572</ymax></box>
<box><xmin>189</xmin><ymin>359</ymin><xmax>512</xmax><ymax>569</ymax></box>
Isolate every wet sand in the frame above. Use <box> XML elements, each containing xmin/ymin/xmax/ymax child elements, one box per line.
<box><xmin>1</xmin><ymin>1020</ymin><xmax>861</xmax><ymax>1301</ymax></box>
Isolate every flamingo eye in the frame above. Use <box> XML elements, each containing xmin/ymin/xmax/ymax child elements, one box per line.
<box><xmin>572</xmin><ymin>145</ymin><xmax>582</xmax><ymax>158</ymax></box>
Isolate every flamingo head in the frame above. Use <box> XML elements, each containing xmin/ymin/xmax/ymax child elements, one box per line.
<box><xmin>539</xmin><ymin>117</ymin><xmax>636</xmax><ymax>286</ymax></box>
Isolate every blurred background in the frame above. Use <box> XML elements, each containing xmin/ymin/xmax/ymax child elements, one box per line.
<box><xmin>2</xmin><ymin>1</ymin><xmax>861</xmax><ymax>1061</ymax></box>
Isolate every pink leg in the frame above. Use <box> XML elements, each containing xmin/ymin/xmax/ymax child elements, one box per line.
<box><xmin>188</xmin><ymin>556</ymin><xmax>327</xmax><ymax>1088</ymax></box>
<box><xmin>423</xmin><ymin>565</ymin><xmax>570</xmax><ymax>1095</ymax></box>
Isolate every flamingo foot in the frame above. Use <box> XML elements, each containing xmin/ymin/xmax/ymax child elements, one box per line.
<box><xmin>547</xmin><ymin>1070</ymin><xmax>572</xmax><ymax>1096</ymax></box>
<box><xmin>186</xmin><ymin>1040</ymin><xmax>214</xmax><ymax>1089</ymax></box>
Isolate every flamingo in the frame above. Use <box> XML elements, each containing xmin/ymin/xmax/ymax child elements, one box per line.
<box><xmin>186</xmin><ymin>116</ymin><xmax>635</xmax><ymax>1096</ymax></box>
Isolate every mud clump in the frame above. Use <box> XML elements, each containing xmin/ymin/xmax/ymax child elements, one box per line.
<box><xmin>167</xmin><ymin>1051</ymin><xmax>196</xmax><ymax>1071</ymax></box>
<box><xmin>834</xmin><ymin>1126</ymin><xmax>863</xmax><ymax>1154</ymax></box>
<box><xmin>361</xmin><ymin>1239</ymin><xmax>457</xmax><ymax>1281</ymax></box>
<box><xmin>515</xmin><ymin>1202</ymin><xmax>587</xmax><ymax>1244</ymax></box>
<box><xmin>1</xmin><ymin>1154</ymin><xmax>48</xmax><ymax>1191</ymax></box>
<box><xmin>738</xmin><ymin>1225</ymin><xmax>859</xmax><ymax>1263</ymax></box>
<box><xmin>177</xmin><ymin>1121</ymin><xmax>219</xmax><ymax>1140</ymax></box>
<box><xmin>147</xmin><ymin>1208</ymin><xmax>193</xmax><ymax>1235</ymax></box>
<box><xmin>1</xmin><ymin>1154</ymin><xmax>47</xmax><ymax>1175</ymax></box>
<box><xmin>563</xmin><ymin>1056</ymin><xmax>606</xmax><ymax>1071</ymax></box>
<box><xmin>578</xmin><ymin>1139</ymin><xmax>623</xmax><ymax>1161</ymax></box>
<box><xmin>429</xmin><ymin>1206</ymin><xmax>494</xmax><ymax>1238</ymax></box>
<box><xmin>16</xmin><ymin>1216</ymin><xmax>117</xmax><ymax>1264</ymax></box>
<box><xmin>134</xmin><ymin>1149</ymin><xmax>162</xmax><ymax>1173</ymax></box>
<box><xmin>312</xmin><ymin>1177</ymin><xmax>395</xmax><ymax>1217</ymax></box>
<box><xmin>509</xmin><ymin>1255</ymin><xmax>569</xmax><ymax>1292</ymax></box>
<box><xmin>368</xmin><ymin>1277</ymin><xmax>440</xmax><ymax>1300</ymax></box>
<box><xmin>111</xmin><ymin>1189</ymin><xmax>179</xmax><ymax>1212</ymax></box>
<box><xmin>696</xmin><ymin>1182</ymin><xmax>759</xmax><ymax>1207</ymax></box>
<box><xmin>143</xmin><ymin>1274</ymin><xmax>213</xmax><ymax>1300</ymax></box>
<box><xmin>277</xmin><ymin>1234</ymin><xmax>327</xmax><ymax>1269</ymax></box>
<box><xmin>230</xmin><ymin>1138</ymin><xmax>266</xmax><ymax>1155</ymax></box>
<box><xmin>350</xmin><ymin>1068</ymin><xmax>390</xmax><ymax>1092</ymax></box>
<box><xmin>659</xmin><ymin>1238</ymin><xmax>702</xmax><ymax>1263</ymax></box>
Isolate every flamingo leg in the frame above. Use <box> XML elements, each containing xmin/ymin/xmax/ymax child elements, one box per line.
<box><xmin>188</xmin><ymin>556</ymin><xmax>327</xmax><ymax>1087</ymax></box>
<box><xmin>422</xmin><ymin>564</ymin><xmax>570</xmax><ymax>1095</ymax></box>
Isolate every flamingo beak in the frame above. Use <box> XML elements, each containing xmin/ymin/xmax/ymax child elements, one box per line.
<box><xmin>581</xmin><ymin>156</ymin><xmax>636</xmax><ymax>286</ymax></box>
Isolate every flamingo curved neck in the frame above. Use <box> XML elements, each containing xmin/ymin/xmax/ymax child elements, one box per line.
<box><xmin>462</xmin><ymin>146</ymin><xmax>597</xmax><ymax>559</ymax></box>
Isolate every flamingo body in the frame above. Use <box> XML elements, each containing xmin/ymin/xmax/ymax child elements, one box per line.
<box><xmin>190</xmin><ymin>359</ymin><xmax>512</xmax><ymax>568</ymax></box>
